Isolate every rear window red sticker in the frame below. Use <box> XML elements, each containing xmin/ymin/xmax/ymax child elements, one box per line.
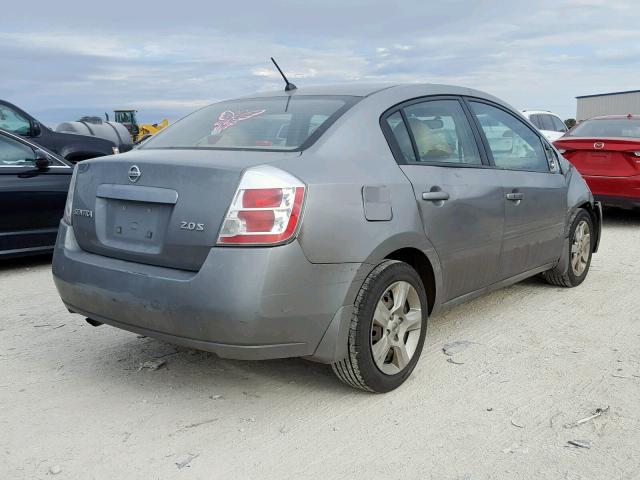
<box><xmin>212</xmin><ymin>110</ymin><xmax>266</xmax><ymax>134</ymax></box>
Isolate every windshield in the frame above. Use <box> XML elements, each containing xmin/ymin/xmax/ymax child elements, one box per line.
<box><xmin>568</xmin><ymin>118</ymin><xmax>640</xmax><ymax>138</ymax></box>
<box><xmin>142</xmin><ymin>95</ymin><xmax>358</xmax><ymax>151</ymax></box>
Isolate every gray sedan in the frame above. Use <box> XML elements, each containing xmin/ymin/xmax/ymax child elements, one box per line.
<box><xmin>52</xmin><ymin>83</ymin><xmax>601</xmax><ymax>392</ymax></box>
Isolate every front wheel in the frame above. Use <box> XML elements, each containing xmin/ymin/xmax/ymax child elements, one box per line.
<box><xmin>542</xmin><ymin>208</ymin><xmax>594</xmax><ymax>287</ymax></box>
<box><xmin>332</xmin><ymin>260</ymin><xmax>428</xmax><ymax>393</ymax></box>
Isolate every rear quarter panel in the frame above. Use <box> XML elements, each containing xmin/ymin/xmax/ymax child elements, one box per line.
<box><xmin>272</xmin><ymin>88</ymin><xmax>445</xmax><ymax>308</ymax></box>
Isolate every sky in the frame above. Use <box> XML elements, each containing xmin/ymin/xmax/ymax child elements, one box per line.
<box><xmin>2</xmin><ymin>0</ymin><xmax>639</xmax><ymax>127</ymax></box>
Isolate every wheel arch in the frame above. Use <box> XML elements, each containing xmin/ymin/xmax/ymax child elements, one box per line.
<box><xmin>565</xmin><ymin>166</ymin><xmax>602</xmax><ymax>252</ymax></box>
<box><xmin>385</xmin><ymin>247</ymin><xmax>436</xmax><ymax>315</ymax></box>
<box><xmin>307</xmin><ymin>234</ymin><xmax>443</xmax><ymax>365</ymax></box>
<box><xmin>358</xmin><ymin>231</ymin><xmax>443</xmax><ymax>314</ymax></box>
<box><xmin>555</xmin><ymin>202</ymin><xmax>600</xmax><ymax>279</ymax></box>
<box><xmin>576</xmin><ymin>201</ymin><xmax>602</xmax><ymax>253</ymax></box>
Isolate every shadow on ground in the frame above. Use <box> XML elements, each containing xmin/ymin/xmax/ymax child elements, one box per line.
<box><xmin>4</xmin><ymin>205</ymin><xmax>638</xmax><ymax>395</ymax></box>
<box><xmin>0</xmin><ymin>253</ymin><xmax>52</xmax><ymax>272</ymax></box>
<box><xmin>81</xmin><ymin>332</ymin><xmax>353</xmax><ymax>395</ymax></box>
<box><xmin>602</xmin><ymin>206</ymin><xmax>640</xmax><ymax>227</ymax></box>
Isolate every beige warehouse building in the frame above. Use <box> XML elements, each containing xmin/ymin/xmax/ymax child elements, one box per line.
<box><xmin>576</xmin><ymin>90</ymin><xmax>640</xmax><ymax>121</ymax></box>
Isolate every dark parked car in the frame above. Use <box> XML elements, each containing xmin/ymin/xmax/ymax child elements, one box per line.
<box><xmin>0</xmin><ymin>100</ymin><xmax>117</xmax><ymax>162</ymax></box>
<box><xmin>0</xmin><ymin>129</ymin><xmax>72</xmax><ymax>257</ymax></box>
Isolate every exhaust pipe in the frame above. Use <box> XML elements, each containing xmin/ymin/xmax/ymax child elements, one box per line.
<box><xmin>85</xmin><ymin>318</ymin><xmax>103</xmax><ymax>327</ymax></box>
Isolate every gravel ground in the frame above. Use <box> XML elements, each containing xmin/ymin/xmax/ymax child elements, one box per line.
<box><xmin>1</xmin><ymin>209</ymin><xmax>639</xmax><ymax>480</ymax></box>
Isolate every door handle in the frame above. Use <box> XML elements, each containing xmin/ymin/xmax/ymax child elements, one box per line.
<box><xmin>505</xmin><ymin>192</ymin><xmax>524</xmax><ymax>201</ymax></box>
<box><xmin>422</xmin><ymin>191</ymin><xmax>450</xmax><ymax>202</ymax></box>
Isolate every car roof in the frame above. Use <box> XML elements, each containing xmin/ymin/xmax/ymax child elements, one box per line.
<box><xmin>521</xmin><ymin>110</ymin><xmax>559</xmax><ymax>116</ymax></box>
<box><xmin>236</xmin><ymin>82</ymin><xmax>508</xmax><ymax>104</ymax></box>
<box><xmin>237</xmin><ymin>83</ymin><xmax>398</xmax><ymax>99</ymax></box>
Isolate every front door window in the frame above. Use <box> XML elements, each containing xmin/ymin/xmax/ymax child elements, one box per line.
<box><xmin>470</xmin><ymin>102</ymin><xmax>549</xmax><ymax>173</ymax></box>
<box><xmin>0</xmin><ymin>135</ymin><xmax>36</xmax><ymax>166</ymax></box>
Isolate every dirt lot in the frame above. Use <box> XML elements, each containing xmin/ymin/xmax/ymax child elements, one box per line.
<box><xmin>1</xmin><ymin>209</ymin><xmax>639</xmax><ymax>480</ymax></box>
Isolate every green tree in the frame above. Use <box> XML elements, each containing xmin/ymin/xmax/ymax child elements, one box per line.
<box><xmin>565</xmin><ymin>118</ymin><xmax>576</xmax><ymax>129</ymax></box>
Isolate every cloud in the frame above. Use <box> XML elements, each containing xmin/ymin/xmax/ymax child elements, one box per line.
<box><xmin>0</xmin><ymin>0</ymin><xmax>638</xmax><ymax>125</ymax></box>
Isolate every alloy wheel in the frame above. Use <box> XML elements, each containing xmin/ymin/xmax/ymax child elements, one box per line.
<box><xmin>370</xmin><ymin>281</ymin><xmax>422</xmax><ymax>375</ymax></box>
<box><xmin>571</xmin><ymin>220</ymin><xmax>591</xmax><ymax>276</ymax></box>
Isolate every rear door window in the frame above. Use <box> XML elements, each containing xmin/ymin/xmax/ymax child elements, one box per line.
<box><xmin>384</xmin><ymin>111</ymin><xmax>417</xmax><ymax>163</ymax></box>
<box><xmin>142</xmin><ymin>96</ymin><xmax>358</xmax><ymax>152</ymax></box>
<box><xmin>401</xmin><ymin>100</ymin><xmax>482</xmax><ymax>165</ymax></box>
<box><xmin>470</xmin><ymin>102</ymin><xmax>549</xmax><ymax>173</ymax></box>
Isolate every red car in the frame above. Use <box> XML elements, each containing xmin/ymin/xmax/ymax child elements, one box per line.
<box><xmin>554</xmin><ymin>115</ymin><xmax>640</xmax><ymax>208</ymax></box>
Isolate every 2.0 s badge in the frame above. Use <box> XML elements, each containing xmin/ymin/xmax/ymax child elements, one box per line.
<box><xmin>180</xmin><ymin>221</ymin><xmax>205</xmax><ymax>231</ymax></box>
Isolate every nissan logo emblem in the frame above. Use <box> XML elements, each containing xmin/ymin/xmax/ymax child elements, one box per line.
<box><xmin>594</xmin><ymin>142</ymin><xmax>605</xmax><ymax>149</ymax></box>
<box><xmin>128</xmin><ymin>165</ymin><xmax>141</xmax><ymax>183</ymax></box>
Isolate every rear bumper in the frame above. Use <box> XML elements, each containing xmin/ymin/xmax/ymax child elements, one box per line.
<box><xmin>584</xmin><ymin>174</ymin><xmax>640</xmax><ymax>208</ymax></box>
<box><xmin>52</xmin><ymin>222</ymin><xmax>365</xmax><ymax>362</ymax></box>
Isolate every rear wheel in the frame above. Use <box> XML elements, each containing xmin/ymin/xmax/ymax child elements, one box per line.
<box><xmin>332</xmin><ymin>260</ymin><xmax>428</xmax><ymax>393</ymax></box>
<box><xmin>542</xmin><ymin>208</ymin><xmax>594</xmax><ymax>287</ymax></box>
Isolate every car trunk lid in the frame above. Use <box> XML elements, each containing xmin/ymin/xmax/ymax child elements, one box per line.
<box><xmin>554</xmin><ymin>137</ymin><xmax>640</xmax><ymax>177</ymax></box>
<box><xmin>71</xmin><ymin>149</ymin><xmax>299</xmax><ymax>270</ymax></box>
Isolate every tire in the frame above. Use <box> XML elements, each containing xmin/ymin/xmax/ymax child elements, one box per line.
<box><xmin>332</xmin><ymin>260</ymin><xmax>428</xmax><ymax>393</ymax></box>
<box><xmin>542</xmin><ymin>208</ymin><xmax>594</xmax><ymax>288</ymax></box>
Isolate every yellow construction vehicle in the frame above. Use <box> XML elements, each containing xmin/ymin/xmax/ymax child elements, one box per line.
<box><xmin>110</xmin><ymin>109</ymin><xmax>169</xmax><ymax>143</ymax></box>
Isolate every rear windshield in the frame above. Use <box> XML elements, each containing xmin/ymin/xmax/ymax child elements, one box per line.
<box><xmin>141</xmin><ymin>95</ymin><xmax>359</xmax><ymax>151</ymax></box>
<box><xmin>568</xmin><ymin>118</ymin><xmax>640</xmax><ymax>138</ymax></box>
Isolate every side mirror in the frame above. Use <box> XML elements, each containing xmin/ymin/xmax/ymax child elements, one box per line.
<box><xmin>34</xmin><ymin>150</ymin><xmax>51</xmax><ymax>170</ymax></box>
<box><xmin>31</xmin><ymin>121</ymin><xmax>42</xmax><ymax>137</ymax></box>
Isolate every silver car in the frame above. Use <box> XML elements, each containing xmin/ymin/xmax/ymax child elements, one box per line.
<box><xmin>52</xmin><ymin>84</ymin><xmax>602</xmax><ymax>392</ymax></box>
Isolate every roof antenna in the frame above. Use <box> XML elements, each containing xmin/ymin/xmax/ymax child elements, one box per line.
<box><xmin>271</xmin><ymin>57</ymin><xmax>297</xmax><ymax>92</ymax></box>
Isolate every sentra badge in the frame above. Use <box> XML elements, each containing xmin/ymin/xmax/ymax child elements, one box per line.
<box><xmin>73</xmin><ymin>208</ymin><xmax>93</xmax><ymax>218</ymax></box>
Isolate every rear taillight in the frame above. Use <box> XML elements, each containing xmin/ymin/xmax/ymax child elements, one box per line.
<box><xmin>62</xmin><ymin>165</ymin><xmax>78</xmax><ymax>225</ymax></box>
<box><xmin>217</xmin><ymin>166</ymin><xmax>305</xmax><ymax>246</ymax></box>
<box><xmin>625</xmin><ymin>151</ymin><xmax>640</xmax><ymax>165</ymax></box>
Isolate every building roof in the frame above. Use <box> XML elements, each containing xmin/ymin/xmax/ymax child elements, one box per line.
<box><xmin>576</xmin><ymin>89</ymin><xmax>640</xmax><ymax>99</ymax></box>
<box><xmin>583</xmin><ymin>114</ymin><xmax>637</xmax><ymax>120</ymax></box>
